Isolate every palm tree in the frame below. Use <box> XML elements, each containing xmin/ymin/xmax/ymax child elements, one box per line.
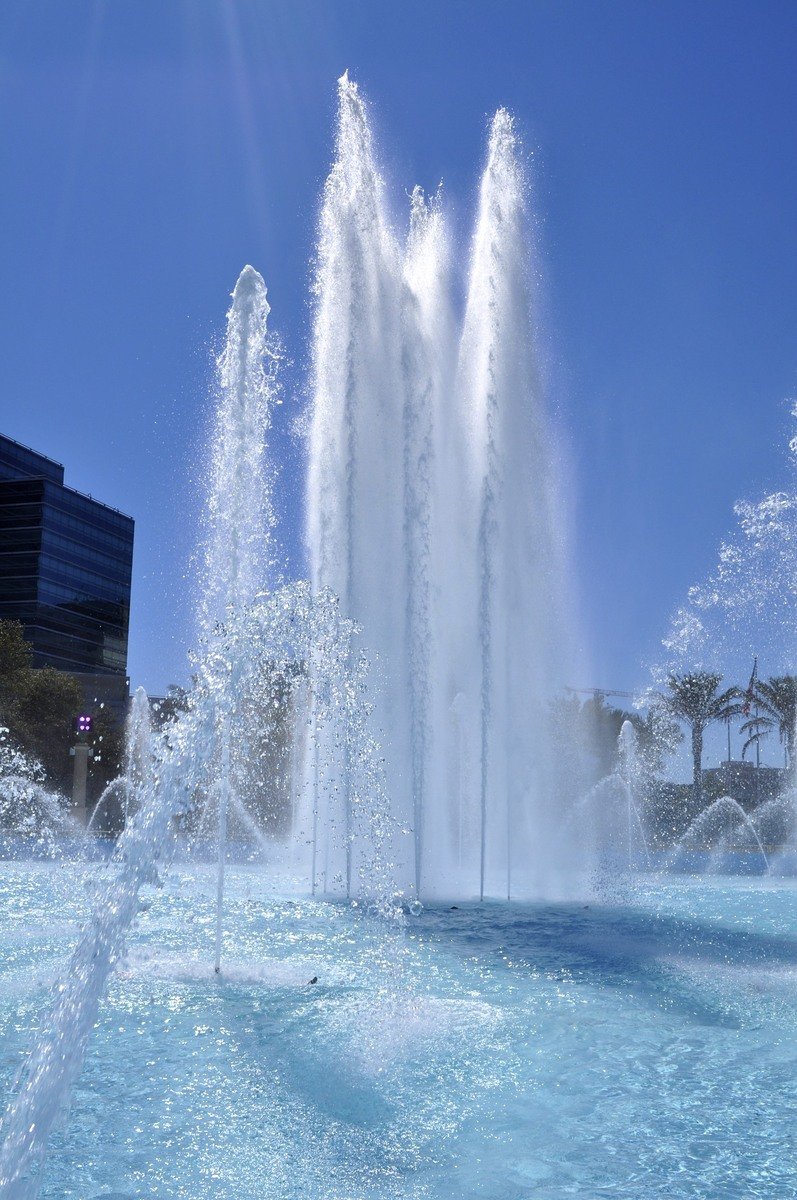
<box><xmin>740</xmin><ymin>675</ymin><xmax>797</xmax><ymax>769</ymax></box>
<box><xmin>663</xmin><ymin>673</ymin><xmax>743</xmax><ymax>805</ymax></box>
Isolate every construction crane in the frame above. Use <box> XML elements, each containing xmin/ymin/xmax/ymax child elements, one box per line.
<box><xmin>564</xmin><ymin>686</ymin><xmax>635</xmax><ymax>704</ymax></box>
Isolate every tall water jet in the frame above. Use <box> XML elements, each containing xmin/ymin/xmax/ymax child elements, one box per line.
<box><xmin>0</xmin><ymin>268</ymin><xmax>279</xmax><ymax>1195</ymax></box>
<box><xmin>307</xmin><ymin>72</ymin><xmax>410</xmax><ymax>889</ymax></box>
<box><xmin>122</xmin><ymin>684</ymin><xmax>152</xmax><ymax>824</ymax></box>
<box><xmin>0</xmin><ymin>249</ymin><xmax>404</xmax><ymax>1194</ymax></box>
<box><xmin>461</xmin><ymin>109</ymin><xmax>523</xmax><ymax>900</ymax></box>
<box><xmin>202</xmin><ymin>265</ymin><xmax>275</xmax><ymax>626</ymax></box>
<box><xmin>200</xmin><ymin>265</ymin><xmax>276</xmax><ymax>971</ymax></box>
<box><xmin>617</xmin><ymin>721</ymin><xmax>651</xmax><ymax>870</ymax></box>
<box><xmin>463</xmin><ymin>109</ymin><xmax>570</xmax><ymax>899</ymax></box>
<box><xmin>402</xmin><ymin>186</ymin><xmax>453</xmax><ymax>897</ymax></box>
<box><xmin>307</xmin><ymin>79</ymin><xmax>575</xmax><ymax>899</ymax></box>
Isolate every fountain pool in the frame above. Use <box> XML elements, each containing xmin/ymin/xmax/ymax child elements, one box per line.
<box><xmin>2</xmin><ymin>862</ymin><xmax>796</xmax><ymax>1199</ymax></box>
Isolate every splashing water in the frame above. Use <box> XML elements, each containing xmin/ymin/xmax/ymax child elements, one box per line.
<box><xmin>661</xmin><ymin>402</ymin><xmax>797</xmax><ymax>677</ymax></box>
<box><xmin>0</xmin><ymin>700</ymin><xmax>181</xmax><ymax>1197</ymax></box>
<box><xmin>201</xmin><ymin>265</ymin><xmax>277</xmax><ymax>628</ymax></box>
<box><xmin>568</xmin><ymin>721</ymin><xmax>652</xmax><ymax>875</ymax></box>
<box><xmin>669</xmin><ymin>796</ymin><xmax>770</xmax><ymax>874</ymax></box>
<box><xmin>86</xmin><ymin>686</ymin><xmax>153</xmax><ymax>835</ymax></box>
<box><xmin>4</xmin><ymin>68</ymin><xmax>797</xmax><ymax>1200</ymax></box>
<box><xmin>198</xmin><ymin>265</ymin><xmax>278</xmax><ymax>973</ymax></box>
<box><xmin>307</xmin><ymin>74</ymin><xmax>577</xmax><ymax>902</ymax></box>
<box><xmin>0</xmin><ymin>263</ymin><xmax>400</xmax><ymax>1196</ymax></box>
<box><xmin>0</xmin><ymin>73</ymin><xmax>592</xmax><ymax>1194</ymax></box>
<box><xmin>652</xmin><ymin>403</ymin><xmax>797</xmax><ymax>870</ymax></box>
<box><xmin>0</xmin><ymin>730</ymin><xmax>78</xmax><ymax>855</ymax></box>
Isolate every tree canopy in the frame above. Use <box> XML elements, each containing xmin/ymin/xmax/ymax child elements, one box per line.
<box><xmin>0</xmin><ymin>619</ymin><xmax>123</xmax><ymax>795</ymax></box>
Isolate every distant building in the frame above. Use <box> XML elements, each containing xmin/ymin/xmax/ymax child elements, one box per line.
<box><xmin>702</xmin><ymin>760</ymin><xmax>785</xmax><ymax>809</ymax></box>
<box><xmin>0</xmin><ymin>434</ymin><xmax>134</xmax><ymax>711</ymax></box>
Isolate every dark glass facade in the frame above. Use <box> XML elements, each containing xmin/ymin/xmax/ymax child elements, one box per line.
<box><xmin>0</xmin><ymin>435</ymin><xmax>134</xmax><ymax>675</ymax></box>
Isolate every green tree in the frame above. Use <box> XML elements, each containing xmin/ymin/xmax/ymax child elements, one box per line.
<box><xmin>578</xmin><ymin>695</ymin><xmax>628</xmax><ymax>781</ymax></box>
<box><xmin>0</xmin><ymin>619</ymin><xmax>33</xmax><ymax>708</ymax></box>
<box><xmin>740</xmin><ymin>675</ymin><xmax>797</xmax><ymax>768</ymax></box>
<box><xmin>10</xmin><ymin>667</ymin><xmax>82</xmax><ymax>793</ymax></box>
<box><xmin>0</xmin><ymin>620</ymin><xmax>82</xmax><ymax>792</ymax></box>
<box><xmin>625</xmin><ymin>701</ymin><xmax>683</xmax><ymax>779</ymax></box>
<box><xmin>662</xmin><ymin>672</ymin><xmax>743</xmax><ymax>805</ymax></box>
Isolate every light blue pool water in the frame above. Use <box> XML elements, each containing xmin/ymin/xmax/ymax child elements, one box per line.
<box><xmin>1</xmin><ymin>863</ymin><xmax>796</xmax><ymax>1199</ymax></box>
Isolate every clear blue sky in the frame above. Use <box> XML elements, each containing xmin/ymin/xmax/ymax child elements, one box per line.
<box><xmin>2</xmin><ymin>1</ymin><xmax>796</xmax><ymax>713</ymax></box>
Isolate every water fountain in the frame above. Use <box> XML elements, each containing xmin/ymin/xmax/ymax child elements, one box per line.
<box><xmin>0</xmin><ymin>261</ymin><xmax>398</xmax><ymax>1196</ymax></box>
<box><xmin>652</xmin><ymin>401</ymin><xmax>797</xmax><ymax>876</ymax></box>
<box><xmin>0</xmin><ymin>730</ymin><xmax>77</xmax><ymax>855</ymax></box>
<box><xmin>307</xmin><ymin>73</ymin><xmax>576</xmax><ymax>903</ymax></box>
<box><xmin>0</xmin><ymin>74</ymin><xmax>583</xmax><ymax>1191</ymax></box>
<box><xmin>568</xmin><ymin>720</ymin><xmax>651</xmax><ymax>874</ymax></box>
<box><xmin>668</xmin><ymin>795</ymin><xmax>770</xmax><ymax>875</ymax></box>
<box><xmin>2</xmin><ymin>73</ymin><xmax>797</xmax><ymax>1200</ymax></box>
<box><xmin>86</xmin><ymin>687</ymin><xmax>153</xmax><ymax>836</ymax></box>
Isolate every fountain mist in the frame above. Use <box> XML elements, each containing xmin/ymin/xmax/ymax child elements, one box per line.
<box><xmin>0</xmin><ymin>261</ymin><xmax>400</xmax><ymax>1195</ymax></box>
<box><xmin>198</xmin><ymin>265</ymin><xmax>277</xmax><ymax>972</ymax></box>
<box><xmin>307</xmin><ymin>75</ymin><xmax>576</xmax><ymax>900</ymax></box>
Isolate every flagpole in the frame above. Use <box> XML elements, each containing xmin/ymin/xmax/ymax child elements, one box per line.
<box><xmin>742</xmin><ymin>655</ymin><xmax>758</xmax><ymax>771</ymax></box>
<box><xmin>755</xmin><ymin>699</ymin><xmax>760</xmax><ymax>805</ymax></box>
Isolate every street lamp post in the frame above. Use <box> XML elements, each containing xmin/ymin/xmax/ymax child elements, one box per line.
<box><xmin>70</xmin><ymin>714</ymin><xmax>94</xmax><ymax>826</ymax></box>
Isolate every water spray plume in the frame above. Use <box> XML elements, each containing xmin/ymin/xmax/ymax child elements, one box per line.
<box><xmin>0</xmin><ymin>76</ymin><xmax>590</xmax><ymax>1195</ymax></box>
<box><xmin>307</xmin><ymin>81</ymin><xmax>576</xmax><ymax>899</ymax></box>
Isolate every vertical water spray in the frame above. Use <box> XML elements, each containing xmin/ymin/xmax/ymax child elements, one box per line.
<box><xmin>457</xmin><ymin>114</ymin><xmax>523</xmax><ymax>899</ymax></box>
<box><xmin>401</xmin><ymin>186</ymin><xmax>450</xmax><ymax>897</ymax></box>
<box><xmin>202</xmin><ymin>265</ymin><xmax>276</xmax><ymax>971</ymax></box>
<box><xmin>307</xmin><ymin>73</ymin><xmax>410</xmax><ymax>889</ymax></box>
<box><xmin>123</xmin><ymin>685</ymin><xmax>152</xmax><ymax>825</ymax></box>
<box><xmin>306</xmin><ymin>79</ymin><xmax>576</xmax><ymax>900</ymax></box>
<box><xmin>0</xmin><ymin>267</ymin><xmax>278</xmax><ymax>1194</ymax></box>
<box><xmin>618</xmin><ymin>721</ymin><xmax>639</xmax><ymax>871</ymax></box>
<box><xmin>458</xmin><ymin>109</ymin><xmax>556</xmax><ymax>900</ymax></box>
<box><xmin>202</xmin><ymin>266</ymin><xmax>274</xmax><ymax>625</ymax></box>
<box><xmin>0</xmin><ymin>244</ymin><xmax>405</xmax><ymax>1194</ymax></box>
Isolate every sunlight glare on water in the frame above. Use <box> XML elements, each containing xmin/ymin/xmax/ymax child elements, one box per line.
<box><xmin>1</xmin><ymin>864</ymin><xmax>796</xmax><ymax>1199</ymax></box>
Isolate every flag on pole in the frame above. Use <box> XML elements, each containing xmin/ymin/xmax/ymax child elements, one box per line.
<box><xmin>742</xmin><ymin>656</ymin><xmax>758</xmax><ymax>717</ymax></box>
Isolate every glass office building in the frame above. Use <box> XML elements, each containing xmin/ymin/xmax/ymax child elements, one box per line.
<box><xmin>0</xmin><ymin>434</ymin><xmax>134</xmax><ymax>676</ymax></box>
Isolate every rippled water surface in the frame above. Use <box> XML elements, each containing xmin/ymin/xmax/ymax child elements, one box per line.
<box><xmin>1</xmin><ymin>862</ymin><xmax>796</xmax><ymax>1199</ymax></box>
